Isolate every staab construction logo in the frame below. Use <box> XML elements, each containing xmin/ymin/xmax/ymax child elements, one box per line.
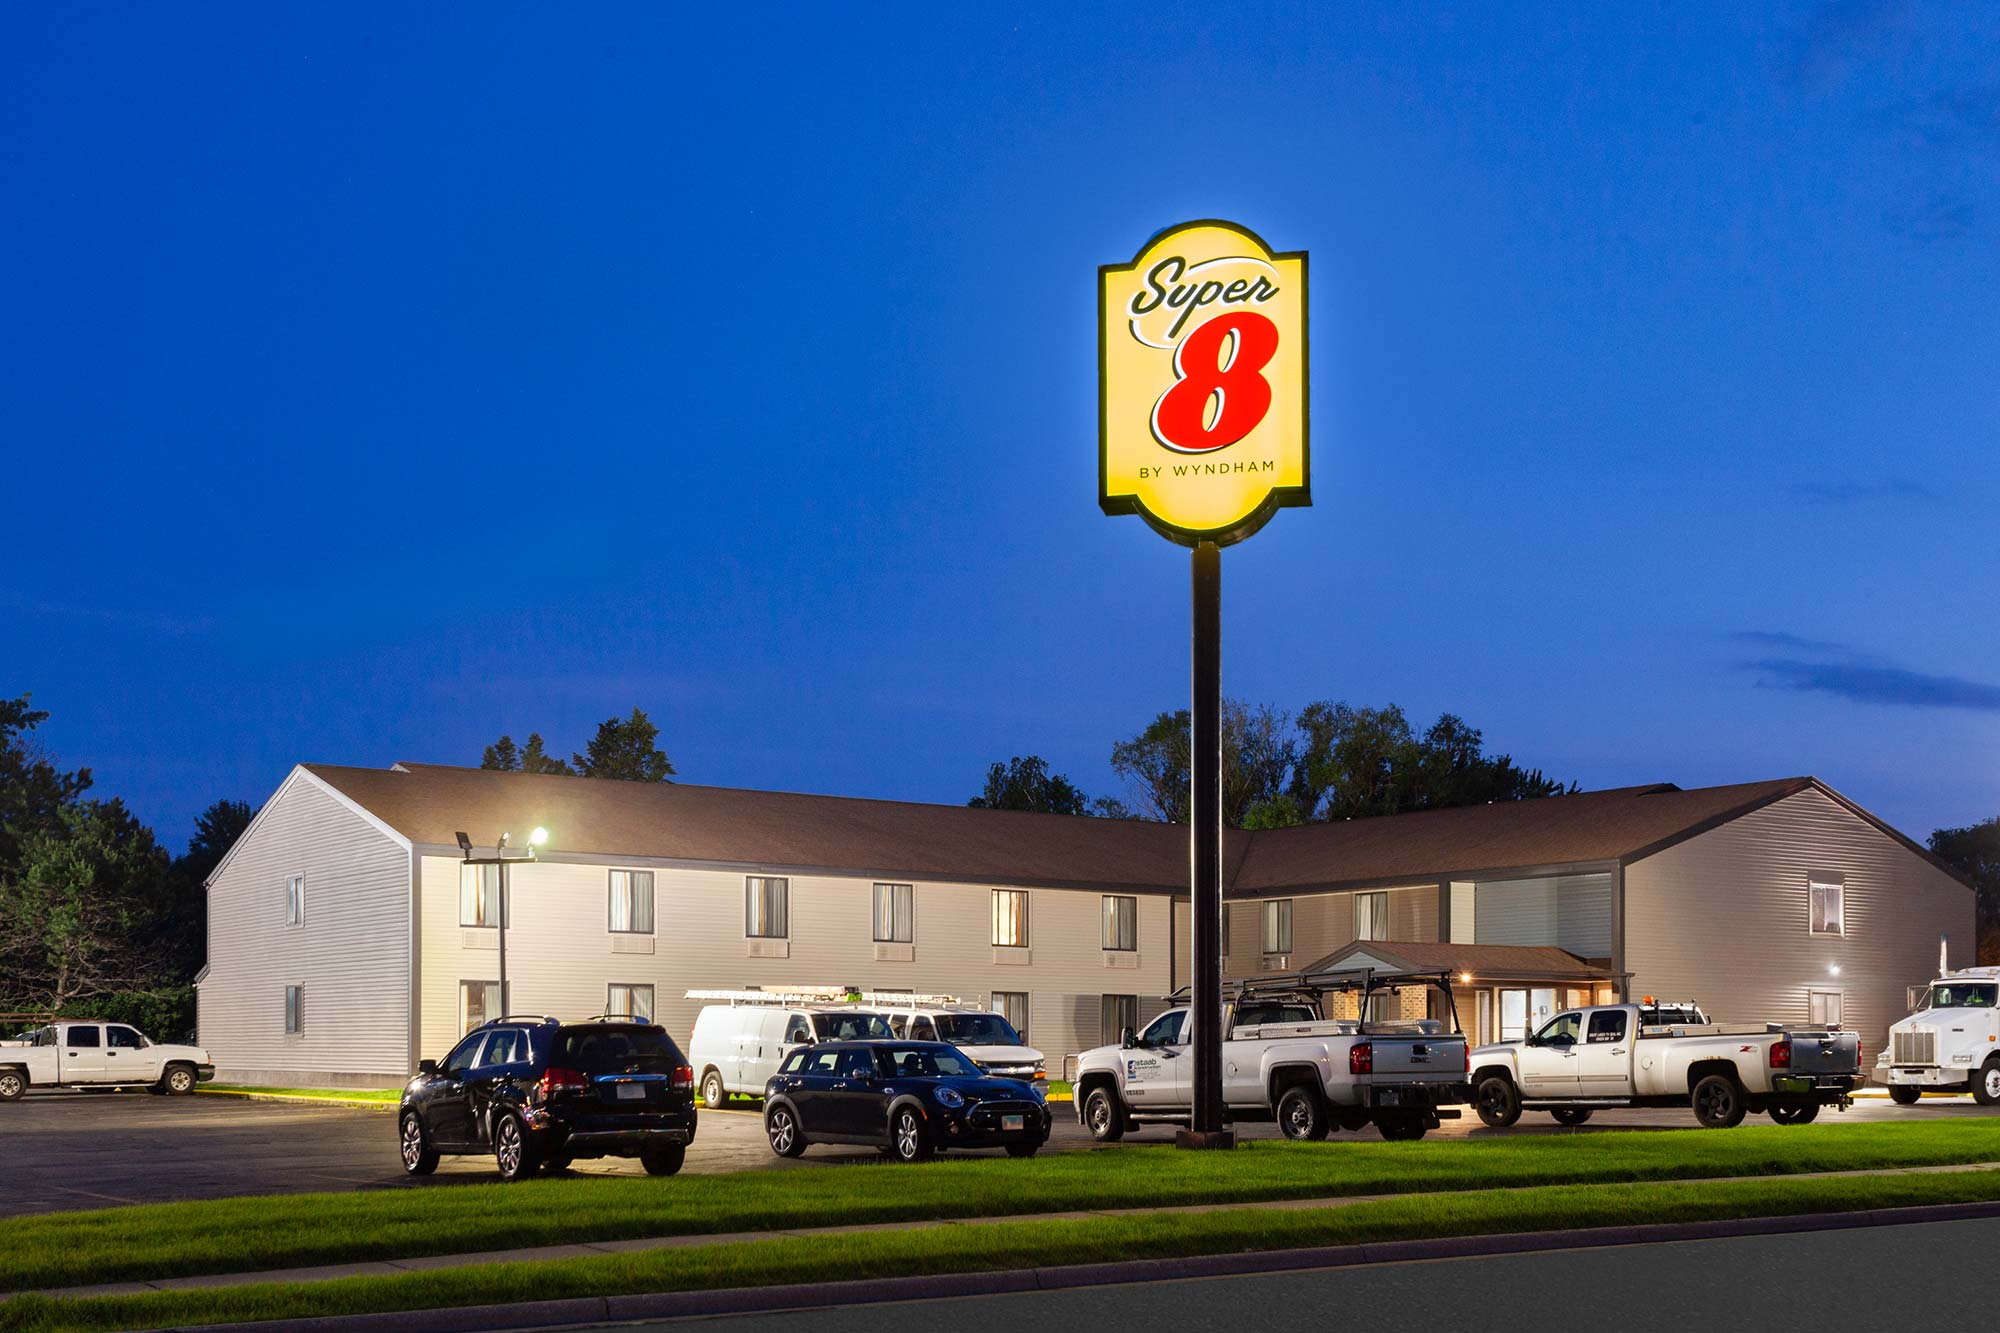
<box><xmin>1099</xmin><ymin>219</ymin><xmax>1309</xmax><ymax>547</ymax></box>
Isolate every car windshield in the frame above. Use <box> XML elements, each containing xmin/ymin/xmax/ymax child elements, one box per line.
<box><xmin>558</xmin><ymin>1026</ymin><xmax>683</xmax><ymax>1075</ymax></box>
<box><xmin>1932</xmin><ymin>983</ymin><xmax>1998</xmax><ymax>1009</ymax></box>
<box><xmin>933</xmin><ymin>1013</ymin><xmax>1021</xmax><ymax>1045</ymax></box>
<box><xmin>813</xmin><ymin>1012</ymin><xmax>893</xmax><ymax>1041</ymax></box>
<box><xmin>873</xmin><ymin>1045</ymin><xmax>983</xmax><ymax>1078</ymax></box>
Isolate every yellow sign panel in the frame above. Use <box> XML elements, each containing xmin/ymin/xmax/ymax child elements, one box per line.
<box><xmin>1099</xmin><ymin>220</ymin><xmax>1309</xmax><ymax>546</ymax></box>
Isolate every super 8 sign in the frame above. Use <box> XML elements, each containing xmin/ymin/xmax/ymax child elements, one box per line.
<box><xmin>1098</xmin><ymin>220</ymin><xmax>1309</xmax><ymax>546</ymax></box>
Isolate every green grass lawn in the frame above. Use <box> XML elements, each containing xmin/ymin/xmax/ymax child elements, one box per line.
<box><xmin>6</xmin><ymin>1167</ymin><xmax>1998</xmax><ymax>1333</ymax></box>
<box><xmin>199</xmin><ymin>1085</ymin><xmax>401</xmax><ymax>1103</ymax></box>
<box><xmin>3</xmin><ymin>1121</ymin><xmax>1998</xmax><ymax>1295</ymax></box>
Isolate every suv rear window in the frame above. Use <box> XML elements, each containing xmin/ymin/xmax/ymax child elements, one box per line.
<box><xmin>558</xmin><ymin>1025</ymin><xmax>685</xmax><ymax>1074</ymax></box>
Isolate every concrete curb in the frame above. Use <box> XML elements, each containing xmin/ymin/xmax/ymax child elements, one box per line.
<box><xmin>130</xmin><ymin>1197</ymin><xmax>2000</xmax><ymax>1332</ymax></box>
<box><xmin>197</xmin><ymin>1090</ymin><xmax>399</xmax><ymax>1111</ymax></box>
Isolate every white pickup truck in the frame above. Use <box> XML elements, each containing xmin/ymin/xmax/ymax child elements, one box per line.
<box><xmin>1072</xmin><ymin>975</ymin><xmax>1471</xmax><ymax>1142</ymax></box>
<box><xmin>1878</xmin><ymin>967</ymin><xmax>2000</xmax><ymax>1105</ymax></box>
<box><xmin>1469</xmin><ymin>1001</ymin><xmax>1861</xmax><ymax>1129</ymax></box>
<box><xmin>0</xmin><ymin>1022</ymin><xmax>215</xmax><ymax>1101</ymax></box>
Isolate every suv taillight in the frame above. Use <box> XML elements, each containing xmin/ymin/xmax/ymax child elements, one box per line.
<box><xmin>537</xmin><ymin>1067</ymin><xmax>589</xmax><ymax>1101</ymax></box>
<box><xmin>1350</xmin><ymin>1042</ymin><xmax>1373</xmax><ymax>1075</ymax></box>
<box><xmin>1770</xmin><ymin>1040</ymin><xmax>1791</xmax><ymax>1069</ymax></box>
<box><xmin>672</xmin><ymin>1063</ymin><xmax>694</xmax><ymax>1092</ymax></box>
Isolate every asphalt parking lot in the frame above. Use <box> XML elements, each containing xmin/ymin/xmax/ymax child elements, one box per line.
<box><xmin>0</xmin><ymin>1088</ymin><xmax>1989</xmax><ymax>1219</ymax></box>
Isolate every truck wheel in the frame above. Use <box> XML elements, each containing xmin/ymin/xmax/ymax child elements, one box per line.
<box><xmin>1888</xmin><ymin>1085</ymin><xmax>1922</xmax><ymax>1106</ymax></box>
<box><xmin>1691</xmin><ymin>1074</ymin><xmax>1747</xmax><ymax>1128</ymax></box>
<box><xmin>0</xmin><ymin>1069</ymin><xmax>24</xmax><ymax>1102</ymax></box>
<box><xmin>641</xmin><ymin>1144</ymin><xmax>686</xmax><ymax>1176</ymax></box>
<box><xmin>1768</xmin><ymin>1101</ymin><xmax>1819</xmax><ymax>1125</ymax></box>
<box><xmin>1083</xmin><ymin>1086</ymin><xmax>1127</xmax><ymax>1143</ymax></box>
<box><xmin>1276</xmin><ymin>1085</ymin><xmax>1330</xmax><ymax>1141</ymax></box>
<box><xmin>162</xmin><ymin>1065</ymin><xmax>197</xmax><ymax>1096</ymax></box>
<box><xmin>399</xmin><ymin>1112</ymin><xmax>439</xmax><ymax>1176</ymax></box>
<box><xmin>1378</xmin><ymin>1113</ymin><xmax>1428</xmax><ymax>1141</ymax></box>
<box><xmin>701</xmin><ymin>1069</ymin><xmax>727</xmax><ymax>1108</ymax></box>
<box><xmin>492</xmin><ymin>1111</ymin><xmax>541</xmax><ymax>1182</ymax></box>
<box><xmin>1474</xmin><ymin>1075</ymin><xmax>1522</xmax><ymax>1128</ymax></box>
<box><xmin>1550</xmin><ymin>1108</ymin><xmax>1593</xmax><ymax>1126</ymax></box>
<box><xmin>1975</xmin><ymin>1062</ymin><xmax>2000</xmax><ymax>1107</ymax></box>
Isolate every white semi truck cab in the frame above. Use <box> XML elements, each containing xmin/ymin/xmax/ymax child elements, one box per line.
<box><xmin>1879</xmin><ymin>967</ymin><xmax>2000</xmax><ymax>1105</ymax></box>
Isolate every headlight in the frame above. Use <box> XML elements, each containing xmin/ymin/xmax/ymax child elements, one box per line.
<box><xmin>934</xmin><ymin>1087</ymin><xmax>966</xmax><ymax>1108</ymax></box>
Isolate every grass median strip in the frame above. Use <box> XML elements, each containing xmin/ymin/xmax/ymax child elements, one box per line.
<box><xmin>4</xmin><ymin>1121</ymin><xmax>2000</xmax><ymax>1294</ymax></box>
<box><xmin>6</xmin><ymin>1168</ymin><xmax>2000</xmax><ymax>1333</ymax></box>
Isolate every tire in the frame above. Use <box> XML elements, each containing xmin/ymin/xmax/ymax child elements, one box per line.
<box><xmin>641</xmin><ymin>1143</ymin><xmax>686</xmax><ymax>1176</ymax></box>
<box><xmin>492</xmin><ymin>1111</ymin><xmax>540</xmax><ymax>1182</ymax></box>
<box><xmin>1550</xmin><ymin>1108</ymin><xmax>1593</xmax><ymax>1127</ymax></box>
<box><xmin>1769</xmin><ymin>1101</ymin><xmax>1820</xmax><ymax>1125</ymax></box>
<box><xmin>890</xmin><ymin>1106</ymin><xmax>933</xmax><ymax>1163</ymax></box>
<box><xmin>1888</xmin><ymin>1084</ymin><xmax>1922</xmax><ymax>1106</ymax></box>
<box><xmin>701</xmin><ymin>1069</ymin><xmax>727</xmax><ymax>1109</ymax></box>
<box><xmin>1474</xmin><ymin>1075</ymin><xmax>1522</xmax><ymax>1128</ymax></box>
<box><xmin>1973</xmin><ymin>1062</ymin><xmax>2000</xmax><ymax>1107</ymax></box>
<box><xmin>1005</xmin><ymin>1142</ymin><xmax>1040</xmax><ymax>1158</ymax></box>
<box><xmin>1082</xmin><ymin>1085</ymin><xmax>1127</xmax><ymax>1143</ymax></box>
<box><xmin>0</xmin><ymin>1069</ymin><xmax>24</xmax><ymax>1102</ymax></box>
<box><xmin>1276</xmin><ymin>1085</ymin><xmax>1330</xmax><ymax>1141</ymax></box>
<box><xmin>1691</xmin><ymin>1074</ymin><xmax>1747</xmax><ymax>1129</ymax></box>
<box><xmin>765</xmin><ymin>1103</ymin><xmax>807</xmax><ymax>1158</ymax></box>
<box><xmin>1378</xmin><ymin>1113</ymin><xmax>1428</xmax><ymax>1142</ymax></box>
<box><xmin>399</xmin><ymin>1111</ymin><xmax>439</xmax><ymax>1176</ymax></box>
<box><xmin>162</xmin><ymin>1065</ymin><xmax>197</xmax><ymax>1097</ymax></box>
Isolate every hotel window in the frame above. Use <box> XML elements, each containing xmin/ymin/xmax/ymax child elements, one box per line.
<box><xmin>284</xmin><ymin>985</ymin><xmax>303</xmax><ymax>1035</ymax></box>
<box><xmin>284</xmin><ymin>875</ymin><xmax>305</xmax><ymax>927</ymax></box>
<box><xmin>1101</xmin><ymin>994</ymin><xmax>1138</xmax><ymax>1044</ymax></box>
<box><xmin>1809</xmin><ymin>879</ymin><xmax>1844</xmax><ymax>936</ymax></box>
<box><xmin>992</xmin><ymin>991</ymin><xmax>1030</xmax><ymax>1041</ymax></box>
<box><xmin>461</xmin><ymin>980</ymin><xmax>501</xmax><ymax>1034</ymax></box>
<box><xmin>1262</xmin><ymin>899</ymin><xmax>1293</xmax><ymax>955</ymax></box>
<box><xmin>1808</xmin><ymin>989</ymin><xmax>1844</xmax><ymax>1028</ymax></box>
<box><xmin>460</xmin><ymin>864</ymin><xmax>502</xmax><ymax>928</ymax></box>
<box><xmin>1101</xmin><ymin>895</ymin><xmax>1137</xmax><ymax>951</ymax></box>
<box><xmin>608</xmin><ymin>870</ymin><xmax>656</xmax><ymax>934</ymax></box>
<box><xmin>607</xmin><ymin>983</ymin><xmax>654</xmax><ymax>1022</ymax></box>
<box><xmin>745</xmin><ymin>876</ymin><xmax>789</xmax><ymax>938</ymax></box>
<box><xmin>1354</xmin><ymin>891</ymin><xmax>1388</xmax><ymax>942</ymax></box>
<box><xmin>873</xmin><ymin>883</ymin><xmax>914</xmax><ymax>943</ymax></box>
<box><xmin>992</xmin><ymin>890</ymin><xmax>1030</xmax><ymax>947</ymax></box>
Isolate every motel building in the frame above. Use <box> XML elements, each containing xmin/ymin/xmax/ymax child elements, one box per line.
<box><xmin>196</xmin><ymin>763</ymin><xmax>1973</xmax><ymax>1089</ymax></box>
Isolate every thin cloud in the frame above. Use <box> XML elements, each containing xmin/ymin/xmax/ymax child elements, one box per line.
<box><xmin>1746</xmin><ymin>659</ymin><xmax>2000</xmax><ymax>712</ymax></box>
<box><xmin>1730</xmin><ymin>630</ymin><xmax>1857</xmax><ymax>656</ymax></box>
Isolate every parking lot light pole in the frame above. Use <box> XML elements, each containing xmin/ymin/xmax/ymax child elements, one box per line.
<box><xmin>455</xmin><ymin>827</ymin><xmax>548</xmax><ymax>1019</ymax></box>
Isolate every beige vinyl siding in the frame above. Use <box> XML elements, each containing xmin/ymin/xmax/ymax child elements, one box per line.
<box><xmin>1473</xmin><ymin>873</ymin><xmax>1613</xmax><ymax>957</ymax></box>
<box><xmin>198</xmin><ymin>771</ymin><xmax>411</xmax><ymax>1087</ymax></box>
<box><xmin>1175</xmin><ymin>886</ymin><xmax>1440</xmax><ymax>982</ymax></box>
<box><xmin>1624</xmin><ymin>788</ymin><xmax>1974</xmax><ymax>1055</ymax></box>
<box><xmin>416</xmin><ymin>857</ymin><xmax>1174</xmax><ymax>1069</ymax></box>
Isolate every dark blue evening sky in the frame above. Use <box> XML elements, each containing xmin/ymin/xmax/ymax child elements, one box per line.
<box><xmin>5</xmin><ymin>3</ymin><xmax>1996</xmax><ymax>848</ymax></box>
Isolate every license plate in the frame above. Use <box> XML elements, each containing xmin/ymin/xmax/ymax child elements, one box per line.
<box><xmin>615</xmin><ymin>1083</ymin><xmax>646</xmax><ymax>1101</ymax></box>
<box><xmin>1002</xmin><ymin>1114</ymin><xmax>1025</xmax><ymax>1131</ymax></box>
<box><xmin>1378</xmin><ymin>1089</ymin><xmax>1400</xmax><ymax>1106</ymax></box>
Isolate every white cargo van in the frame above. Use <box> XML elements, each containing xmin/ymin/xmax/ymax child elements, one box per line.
<box><xmin>864</xmin><ymin>998</ymin><xmax>1045</xmax><ymax>1081</ymax></box>
<box><xmin>686</xmin><ymin>990</ymin><xmax>893</xmax><ymax>1106</ymax></box>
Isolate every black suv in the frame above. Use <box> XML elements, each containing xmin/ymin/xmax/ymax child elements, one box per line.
<box><xmin>400</xmin><ymin>1016</ymin><xmax>698</xmax><ymax>1182</ymax></box>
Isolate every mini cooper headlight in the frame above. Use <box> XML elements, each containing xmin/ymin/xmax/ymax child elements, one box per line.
<box><xmin>934</xmin><ymin>1087</ymin><xmax>966</xmax><ymax>1108</ymax></box>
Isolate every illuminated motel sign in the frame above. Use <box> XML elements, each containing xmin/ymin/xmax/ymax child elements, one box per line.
<box><xmin>1099</xmin><ymin>219</ymin><xmax>1309</xmax><ymax>546</ymax></box>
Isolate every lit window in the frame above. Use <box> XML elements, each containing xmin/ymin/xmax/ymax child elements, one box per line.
<box><xmin>1809</xmin><ymin>880</ymin><xmax>1844</xmax><ymax>936</ymax></box>
<box><xmin>459</xmin><ymin>865</ymin><xmax>501</xmax><ymax>928</ymax></box>
<box><xmin>992</xmin><ymin>890</ymin><xmax>1030</xmax><ymax>948</ymax></box>
<box><xmin>1100</xmin><ymin>994</ymin><xmax>1137</xmax><ymax>1043</ymax></box>
<box><xmin>609</xmin><ymin>870</ymin><xmax>656</xmax><ymax>934</ymax></box>
<box><xmin>285</xmin><ymin>875</ymin><xmax>305</xmax><ymax>927</ymax></box>
<box><xmin>1101</xmin><ymin>896</ymin><xmax>1138</xmax><ymax>951</ymax></box>
<box><xmin>746</xmin><ymin>876</ymin><xmax>789</xmax><ymax>939</ymax></box>
<box><xmin>992</xmin><ymin>991</ymin><xmax>1030</xmax><ymax>1040</ymax></box>
<box><xmin>1263</xmin><ymin>899</ymin><xmax>1293</xmax><ymax>954</ymax></box>
<box><xmin>608</xmin><ymin>983</ymin><xmax>655</xmax><ymax>1022</ymax></box>
<box><xmin>461</xmin><ymin>980</ymin><xmax>501</xmax><ymax>1034</ymax></box>
<box><xmin>873</xmin><ymin>883</ymin><xmax>914</xmax><ymax>943</ymax></box>
<box><xmin>1355</xmin><ymin>891</ymin><xmax>1387</xmax><ymax>942</ymax></box>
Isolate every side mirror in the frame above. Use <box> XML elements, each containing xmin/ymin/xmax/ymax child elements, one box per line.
<box><xmin>1121</xmin><ymin>1026</ymin><xmax>1137</xmax><ymax>1050</ymax></box>
<box><xmin>418</xmin><ymin>1059</ymin><xmax>439</xmax><ymax>1076</ymax></box>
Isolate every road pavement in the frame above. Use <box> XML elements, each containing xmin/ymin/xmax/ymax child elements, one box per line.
<box><xmin>0</xmin><ymin>1085</ymin><xmax>1988</xmax><ymax>1218</ymax></box>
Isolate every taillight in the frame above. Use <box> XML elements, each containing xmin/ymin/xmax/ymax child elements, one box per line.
<box><xmin>536</xmin><ymin>1067</ymin><xmax>589</xmax><ymax>1101</ymax></box>
<box><xmin>672</xmin><ymin>1063</ymin><xmax>694</xmax><ymax>1092</ymax></box>
<box><xmin>1463</xmin><ymin>1044</ymin><xmax>1471</xmax><ymax>1073</ymax></box>
<box><xmin>1770</xmin><ymin>1040</ymin><xmax>1791</xmax><ymax>1069</ymax></box>
<box><xmin>1350</xmin><ymin>1042</ymin><xmax>1373</xmax><ymax>1075</ymax></box>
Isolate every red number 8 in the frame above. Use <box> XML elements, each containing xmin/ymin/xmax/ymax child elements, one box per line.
<box><xmin>1150</xmin><ymin>311</ymin><xmax>1280</xmax><ymax>454</ymax></box>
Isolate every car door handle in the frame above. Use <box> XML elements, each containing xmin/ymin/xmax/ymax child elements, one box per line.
<box><xmin>1611</xmin><ymin>1048</ymin><xmax>1627</xmax><ymax>1055</ymax></box>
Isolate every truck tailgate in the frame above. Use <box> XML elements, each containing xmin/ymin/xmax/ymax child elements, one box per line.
<box><xmin>1786</xmin><ymin>1030</ymin><xmax>1862</xmax><ymax>1077</ymax></box>
<box><xmin>1367</xmin><ymin>1035</ymin><xmax>1466</xmax><ymax>1081</ymax></box>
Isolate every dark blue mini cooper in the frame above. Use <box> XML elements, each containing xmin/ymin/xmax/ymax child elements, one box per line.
<box><xmin>763</xmin><ymin>1040</ymin><xmax>1051</xmax><ymax>1163</ymax></box>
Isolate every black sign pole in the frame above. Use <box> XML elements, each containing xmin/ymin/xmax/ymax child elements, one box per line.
<box><xmin>1178</xmin><ymin>539</ymin><xmax>1235</xmax><ymax>1149</ymax></box>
